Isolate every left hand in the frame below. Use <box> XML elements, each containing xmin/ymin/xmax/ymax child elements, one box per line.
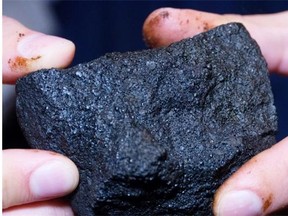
<box><xmin>2</xmin><ymin>16</ymin><xmax>79</xmax><ymax>216</ymax></box>
<box><xmin>143</xmin><ymin>8</ymin><xmax>288</xmax><ymax>215</ymax></box>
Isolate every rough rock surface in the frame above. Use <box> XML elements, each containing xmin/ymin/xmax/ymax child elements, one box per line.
<box><xmin>16</xmin><ymin>23</ymin><xmax>277</xmax><ymax>215</ymax></box>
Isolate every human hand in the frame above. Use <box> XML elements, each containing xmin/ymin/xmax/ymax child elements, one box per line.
<box><xmin>143</xmin><ymin>8</ymin><xmax>288</xmax><ymax>215</ymax></box>
<box><xmin>3</xmin><ymin>16</ymin><xmax>79</xmax><ymax>215</ymax></box>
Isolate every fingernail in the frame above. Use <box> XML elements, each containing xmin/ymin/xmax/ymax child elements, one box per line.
<box><xmin>30</xmin><ymin>160</ymin><xmax>76</xmax><ymax>198</ymax></box>
<box><xmin>217</xmin><ymin>190</ymin><xmax>262</xmax><ymax>216</ymax></box>
<box><xmin>17</xmin><ymin>33</ymin><xmax>73</xmax><ymax>58</ymax></box>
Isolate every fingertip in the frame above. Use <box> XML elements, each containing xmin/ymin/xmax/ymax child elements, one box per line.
<box><xmin>143</xmin><ymin>8</ymin><xmax>173</xmax><ymax>48</ymax></box>
<box><xmin>3</xmin><ymin>149</ymin><xmax>79</xmax><ymax>209</ymax></box>
<box><xmin>143</xmin><ymin>7</ymin><xmax>220</xmax><ymax>48</ymax></box>
<box><xmin>3</xmin><ymin>16</ymin><xmax>75</xmax><ymax>84</ymax></box>
<box><xmin>3</xmin><ymin>34</ymin><xmax>75</xmax><ymax>84</ymax></box>
<box><xmin>143</xmin><ymin>7</ymin><xmax>190</xmax><ymax>48</ymax></box>
<box><xmin>29</xmin><ymin>156</ymin><xmax>79</xmax><ymax>199</ymax></box>
<box><xmin>213</xmin><ymin>137</ymin><xmax>288</xmax><ymax>215</ymax></box>
<box><xmin>17</xmin><ymin>33</ymin><xmax>76</xmax><ymax>70</ymax></box>
<box><xmin>214</xmin><ymin>190</ymin><xmax>264</xmax><ymax>216</ymax></box>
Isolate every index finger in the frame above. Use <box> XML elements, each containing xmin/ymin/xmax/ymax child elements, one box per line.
<box><xmin>143</xmin><ymin>8</ymin><xmax>288</xmax><ymax>75</ymax></box>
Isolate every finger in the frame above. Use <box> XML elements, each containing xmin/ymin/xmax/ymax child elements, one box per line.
<box><xmin>3</xmin><ymin>199</ymin><xmax>74</xmax><ymax>216</ymax></box>
<box><xmin>3</xmin><ymin>200</ymin><xmax>74</xmax><ymax>216</ymax></box>
<box><xmin>2</xmin><ymin>16</ymin><xmax>75</xmax><ymax>84</ymax></box>
<box><xmin>3</xmin><ymin>149</ymin><xmax>79</xmax><ymax>209</ymax></box>
<box><xmin>213</xmin><ymin>137</ymin><xmax>288</xmax><ymax>216</ymax></box>
<box><xmin>143</xmin><ymin>8</ymin><xmax>288</xmax><ymax>75</ymax></box>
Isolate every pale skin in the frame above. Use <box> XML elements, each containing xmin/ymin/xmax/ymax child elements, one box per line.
<box><xmin>3</xmin><ymin>8</ymin><xmax>288</xmax><ymax>216</ymax></box>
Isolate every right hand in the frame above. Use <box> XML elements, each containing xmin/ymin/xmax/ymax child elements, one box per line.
<box><xmin>143</xmin><ymin>8</ymin><xmax>288</xmax><ymax>215</ymax></box>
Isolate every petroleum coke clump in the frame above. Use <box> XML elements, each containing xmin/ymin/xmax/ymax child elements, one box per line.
<box><xmin>16</xmin><ymin>23</ymin><xmax>277</xmax><ymax>215</ymax></box>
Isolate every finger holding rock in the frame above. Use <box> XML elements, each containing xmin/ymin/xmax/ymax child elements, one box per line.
<box><xmin>143</xmin><ymin>8</ymin><xmax>288</xmax><ymax>75</ymax></box>
<box><xmin>213</xmin><ymin>137</ymin><xmax>288</xmax><ymax>216</ymax></box>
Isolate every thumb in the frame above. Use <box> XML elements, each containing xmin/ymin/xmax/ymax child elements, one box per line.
<box><xmin>3</xmin><ymin>149</ymin><xmax>79</xmax><ymax>209</ymax></box>
<box><xmin>2</xmin><ymin>16</ymin><xmax>75</xmax><ymax>84</ymax></box>
<box><xmin>213</xmin><ymin>137</ymin><xmax>288</xmax><ymax>216</ymax></box>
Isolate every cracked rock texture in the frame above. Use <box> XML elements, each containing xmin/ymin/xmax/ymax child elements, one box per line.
<box><xmin>16</xmin><ymin>23</ymin><xmax>277</xmax><ymax>215</ymax></box>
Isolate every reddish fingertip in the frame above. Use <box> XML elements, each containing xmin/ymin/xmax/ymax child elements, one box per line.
<box><xmin>143</xmin><ymin>8</ymin><xmax>172</xmax><ymax>48</ymax></box>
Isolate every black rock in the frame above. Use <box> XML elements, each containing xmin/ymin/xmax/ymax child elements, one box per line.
<box><xmin>16</xmin><ymin>23</ymin><xmax>277</xmax><ymax>215</ymax></box>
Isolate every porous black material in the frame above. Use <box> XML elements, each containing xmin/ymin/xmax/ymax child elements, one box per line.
<box><xmin>16</xmin><ymin>23</ymin><xmax>277</xmax><ymax>215</ymax></box>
